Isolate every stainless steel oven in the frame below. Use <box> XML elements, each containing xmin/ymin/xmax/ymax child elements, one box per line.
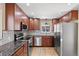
<box><xmin>14</xmin><ymin>33</ymin><xmax>24</xmax><ymax>41</ymax></box>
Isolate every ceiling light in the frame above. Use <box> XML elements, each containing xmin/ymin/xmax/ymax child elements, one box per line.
<box><xmin>15</xmin><ymin>12</ymin><xmax>22</xmax><ymax>15</ymax></box>
<box><xmin>26</xmin><ymin>3</ymin><xmax>30</xmax><ymax>6</ymax></box>
<box><xmin>21</xmin><ymin>16</ymin><xmax>28</xmax><ymax>19</ymax></box>
<box><xmin>67</xmin><ymin>3</ymin><xmax>71</xmax><ymax>6</ymax></box>
<box><xmin>31</xmin><ymin>12</ymin><xmax>34</xmax><ymax>15</ymax></box>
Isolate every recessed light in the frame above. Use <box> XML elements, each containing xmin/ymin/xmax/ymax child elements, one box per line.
<box><xmin>67</xmin><ymin>3</ymin><xmax>71</xmax><ymax>6</ymax></box>
<box><xmin>31</xmin><ymin>12</ymin><xmax>34</xmax><ymax>15</ymax></box>
<box><xmin>15</xmin><ymin>12</ymin><xmax>22</xmax><ymax>15</ymax></box>
<box><xmin>26</xmin><ymin>3</ymin><xmax>30</xmax><ymax>6</ymax></box>
<box><xmin>21</xmin><ymin>16</ymin><xmax>28</xmax><ymax>19</ymax></box>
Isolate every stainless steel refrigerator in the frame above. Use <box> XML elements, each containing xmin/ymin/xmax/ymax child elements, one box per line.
<box><xmin>62</xmin><ymin>22</ymin><xmax>78</xmax><ymax>56</ymax></box>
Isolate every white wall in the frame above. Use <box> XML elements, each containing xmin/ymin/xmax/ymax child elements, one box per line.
<box><xmin>78</xmin><ymin>22</ymin><xmax>79</xmax><ymax>55</ymax></box>
<box><xmin>0</xmin><ymin>4</ymin><xmax>3</xmax><ymax>39</ymax></box>
<box><xmin>0</xmin><ymin>31</ymin><xmax>14</xmax><ymax>46</ymax></box>
<box><xmin>2</xmin><ymin>3</ymin><xmax>5</xmax><ymax>30</ymax></box>
<box><xmin>0</xmin><ymin>4</ymin><xmax>14</xmax><ymax>46</ymax></box>
<box><xmin>78</xmin><ymin>9</ymin><xmax>79</xmax><ymax>56</ymax></box>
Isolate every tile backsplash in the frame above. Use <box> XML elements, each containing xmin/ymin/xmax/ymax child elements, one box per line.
<box><xmin>0</xmin><ymin>31</ymin><xmax>14</xmax><ymax>46</ymax></box>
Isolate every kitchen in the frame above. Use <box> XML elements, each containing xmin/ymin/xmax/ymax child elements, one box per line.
<box><xmin>0</xmin><ymin>3</ymin><xmax>79</xmax><ymax>56</ymax></box>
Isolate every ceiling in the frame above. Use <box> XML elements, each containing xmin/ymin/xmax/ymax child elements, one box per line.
<box><xmin>17</xmin><ymin>3</ymin><xmax>78</xmax><ymax>19</ymax></box>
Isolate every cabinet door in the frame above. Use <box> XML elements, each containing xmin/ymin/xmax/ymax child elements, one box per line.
<box><xmin>29</xmin><ymin>18</ymin><xmax>40</xmax><ymax>31</ymax></box>
<box><xmin>29</xmin><ymin>18</ymin><xmax>34</xmax><ymax>31</ymax></box>
<box><xmin>34</xmin><ymin>19</ymin><xmax>40</xmax><ymax>30</ymax></box>
<box><xmin>71</xmin><ymin>10</ymin><xmax>78</xmax><ymax>20</ymax></box>
<box><xmin>13</xmin><ymin>42</ymin><xmax>28</xmax><ymax>56</ymax></box>
<box><xmin>61</xmin><ymin>13</ymin><xmax>71</xmax><ymax>22</ymax></box>
<box><xmin>23</xmin><ymin>42</ymin><xmax>28</xmax><ymax>56</ymax></box>
<box><xmin>42</xmin><ymin>36</ymin><xmax>54</xmax><ymax>47</ymax></box>
<box><xmin>14</xmin><ymin>4</ymin><xmax>21</xmax><ymax>30</ymax></box>
<box><xmin>21</xmin><ymin>18</ymin><xmax>29</xmax><ymax>30</ymax></box>
<box><xmin>13</xmin><ymin>46</ymin><xmax>24</xmax><ymax>56</ymax></box>
<box><xmin>24</xmin><ymin>18</ymin><xmax>29</xmax><ymax>30</ymax></box>
<box><xmin>6</xmin><ymin>3</ymin><xmax>15</xmax><ymax>30</ymax></box>
<box><xmin>14</xmin><ymin>16</ymin><xmax>21</xmax><ymax>30</ymax></box>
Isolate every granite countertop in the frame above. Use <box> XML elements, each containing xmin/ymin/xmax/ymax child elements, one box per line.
<box><xmin>0</xmin><ymin>40</ymin><xmax>27</xmax><ymax>56</ymax></box>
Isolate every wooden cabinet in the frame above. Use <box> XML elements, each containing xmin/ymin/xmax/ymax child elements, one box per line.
<box><xmin>33</xmin><ymin>18</ymin><xmax>40</xmax><ymax>30</ymax></box>
<box><xmin>5</xmin><ymin>3</ymin><xmax>40</xmax><ymax>31</ymax></box>
<box><xmin>29</xmin><ymin>18</ymin><xmax>40</xmax><ymax>31</ymax></box>
<box><xmin>13</xmin><ymin>46</ymin><xmax>24</xmax><ymax>56</ymax></box>
<box><xmin>60</xmin><ymin>10</ymin><xmax>78</xmax><ymax>22</ymax></box>
<box><xmin>14</xmin><ymin>4</ymin><xmax>29</xmax><ymax>30</ymax></box>
<box><xmin>22</xmin><ymin>18</ymin><xmax>29</xmax><ymax>29</ymax></box>
<box><xmin>29</xmin><ymin>18</ymin><xmax>34</xmax><ymax>31</ymax></box>
<box><xmin>23</xmin><ymin>42</ymin><xmax>28</xmax><ymax>56</ymax></box>
<box><xmin>71</xmin><ymin>10</ymin><xmax>78</xmax><ymax>20</ymax></box>
<box><xmin>6</xmin><ymin>3</ymin><xmax>15</xmax><ymax>30</ymax></box>
<box><xmin>14</xmin><ymin>4</ymin><xmax>21</xmax><ymax>30</ymax></box>
<box><xmin>52</xmin><ymin>19</ymin><xmax>59</xmax><ymax>24</ymax></box>
<box><xmin>60</xmin><ymin>13</ymin><xmax>71</xmax><ymax>22</ymax></box>
<box><xmin>12</xmin><ymin>42</ymin><xmax>28</xmax><ymax>56</ymax></box>
<box><xmin>42</xmin><ymin>36</ymin><xmax>54</xmax><ymax>47</ymax></box>
<box><xmin>5</xmin><ymin>3</ymin><xmax>29</xmax><ymax>31</ymax></box>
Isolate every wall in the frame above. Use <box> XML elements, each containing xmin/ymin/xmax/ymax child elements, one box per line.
<box><xmin>2</xmin><ymin>4</ymin><xmax>5</xmax><ymax>30</ymax></box>
<box><xmin>0</xmin><ymin>4</ymin><xmax>14</xmax><ymax>46</ymax></box>
<box><xmin>78</xmin><ymin>10</ymin><xmax>79</xmax><ymax>55</ymax></box>
<box><xmin>0</xmin><ymin>31</ymin><xmax>14</xmax><ymax>46</ymax></box>
<box><xmin>0</xmin><ymin>4</ymin><xmax>3</xmax><ymax>39</ymax></box>
<box><xmin>78</xmin><ymin>23</ymin><xmax>79</xmax><ymax>55</ymax></box>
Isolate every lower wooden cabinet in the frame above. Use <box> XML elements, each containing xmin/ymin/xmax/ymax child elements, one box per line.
<box><xmin>12</xmin><ymin>42</ymin><xmax>28</xmax><ymax>56</ymax></box>
<box><xmin>23</xmin><ymin>42</ymin><xmax>28</xmax><ymax>56</ymax></box>
<box><xmin>13</xmin><ymin>46</ymin><xmax>24</xmax><ymax>56</ymax></box>
<box><xmin>42</xmin><ymin>36</ymin><xmax>54</xmax><ymax>47</ymax></box>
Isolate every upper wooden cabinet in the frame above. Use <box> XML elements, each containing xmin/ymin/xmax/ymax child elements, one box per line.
<box><xmin>71</xmin><ymin>10</ymin><xmax>78</xmax><ymax>20</ymax></box>
<box><xmin>60</xmin><ymin>13</ymin><xmax>71</xmax><ymax>22</ymax></box>
<box><xmin>52</xmin><ymin>19</ymin><xmax>59</xmax><ymax>24</ymax></box>
<box><xmin>6</xmin><ymin>3</ymin><xmax>15</xmax><ymax>30</ymax></box>
<box><xmin>33</xmin><ymin>18</ymin><xmax>40</xmax><ymax>30</ymax></box>
<box><xmin>5</xmin><ymin>3</ymin><xmax>28</xmax><ymax>31</ymax></box>
<box><xmin>14</xmin><ymin>4</ymin><xmax>29</xmax><ymax>30</ymax></box>
<box><xmin>29</xmin><ymin>18</ymin><xmax>40</xmax><ymax>31</ymax></box>
<box><xmin>14</xmin><ymin>4</ymin><xmax>21</xmax><ymax>30</ymax></box>
<box><xmin>29</xmin><ymin>18</ymin><xmax>34</xmax><ymax>31</ymax></box>
<box><xmin>60</xmin><ymin>10</ymin><xmax>78</xmax><ymax>22</ymax></box>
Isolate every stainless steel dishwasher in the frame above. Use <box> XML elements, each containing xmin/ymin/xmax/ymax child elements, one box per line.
<box><xmin>34</xmin><ymin>36</ymin><xmax>42</xmax><ymax>46</ymax></box>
